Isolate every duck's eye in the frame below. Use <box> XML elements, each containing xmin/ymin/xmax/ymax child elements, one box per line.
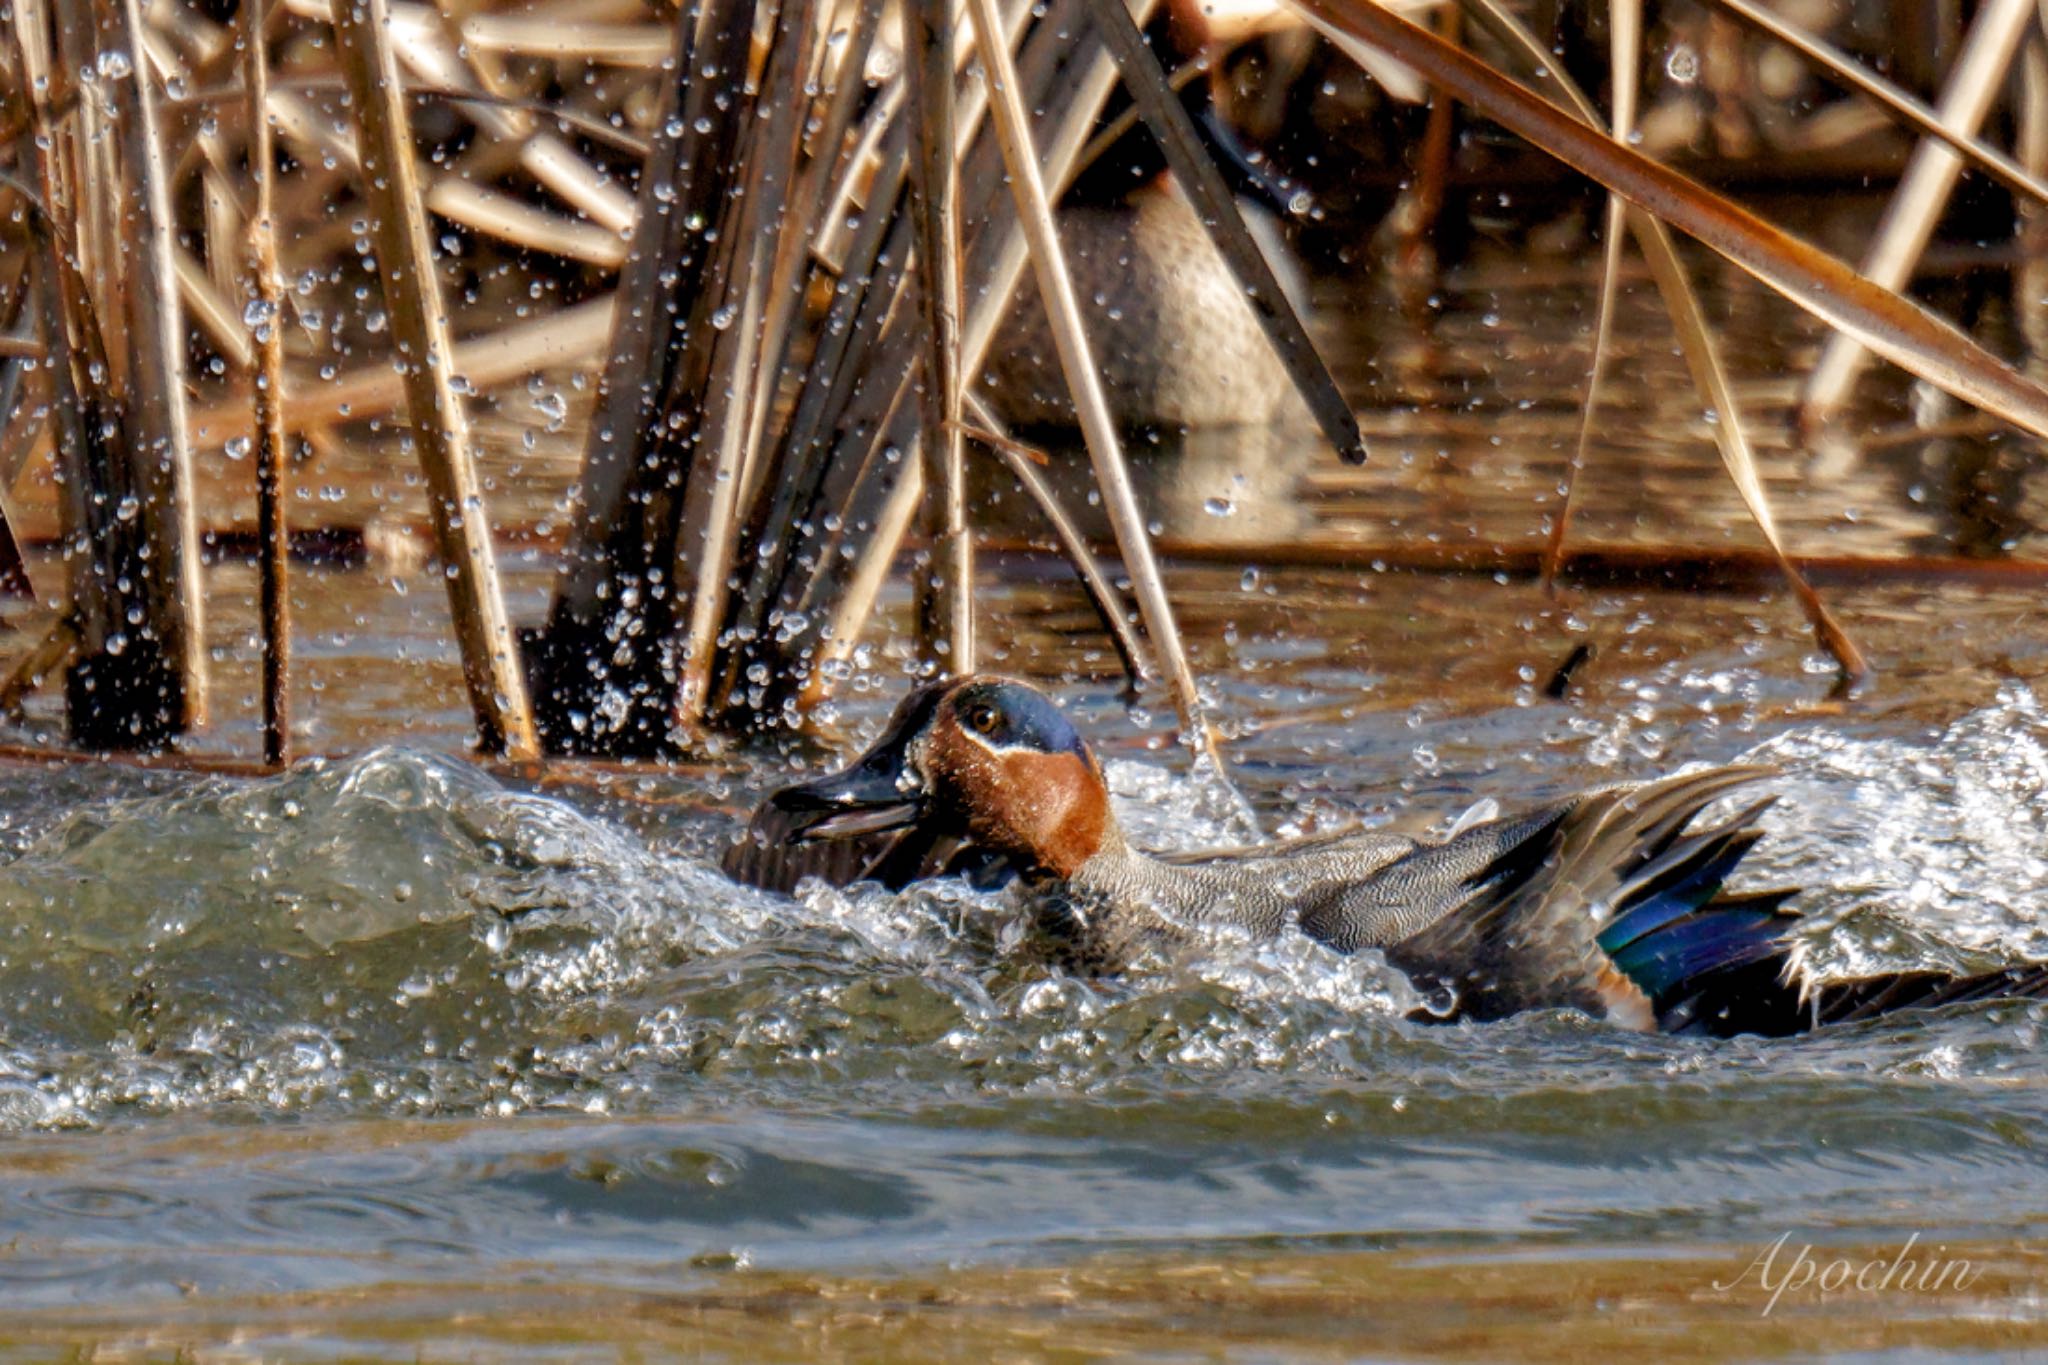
<box><xmin>965</xmin><ymin>704</ymin><xmax>1000</xmax><ymax>736</ymax></box>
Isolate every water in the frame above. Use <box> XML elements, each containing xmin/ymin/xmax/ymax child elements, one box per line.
<box><xmin>2</xmin><ymin>555</ymin><xmax>2047</xmax><ymax>1355</ymax></box>
<box><xmin>6</xmin><ymin>241</ymin><xmax>2048</xmax><ymax>1354</ymax></box>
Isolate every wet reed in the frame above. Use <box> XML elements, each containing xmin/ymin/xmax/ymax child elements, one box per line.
<box><xmin>1</xmin><ymin>0</ymin><xmax>2046</xmax><ymax>762</ymax></box>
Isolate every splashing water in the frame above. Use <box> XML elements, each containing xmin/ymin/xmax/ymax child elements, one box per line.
<box><xmin>0</xmin><ymin>687</ymin><xmax>2041</xmax><ymax>1140</ymax></box>
<box><xmin>1748</xmin><ymin>682</ymin><xmax>2048</xmax><ymax>979</ymax></box>
<box><xmin>0</xmin><ymin>682</ymin><xmax>2042</xmax><ymax>1351</ymax></box>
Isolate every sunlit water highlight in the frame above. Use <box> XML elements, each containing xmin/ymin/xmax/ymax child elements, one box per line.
<box><xmin>6</xmin><ymin>235</ymin><xmax>2048</xmax><ymax>1349</ymax></box>
<box><xmin>0</xmin><ymin>677</ymin><xmax>2044</xmax><ymax>1343</ymax></box>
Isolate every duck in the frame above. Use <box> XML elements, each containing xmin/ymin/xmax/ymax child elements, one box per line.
<box><xmin>979</xmin><ymin>53</ymin><xmax>1320</xmax><ymax>432</ymax></box>
<box><xmin>728</xmin><ymin>675</ymin><xmax>2048</xmax><ymax>1037</ymax></box>
<box><xmin>981</xmin><ymin>176</ymin><xmax>1315</xmax><ymax>430</ymax></box>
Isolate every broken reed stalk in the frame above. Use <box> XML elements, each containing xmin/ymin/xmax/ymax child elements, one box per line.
<box><xmin>329</xmin><ymin>0</ymin><xmax>538</xmax><ymax>759</ymax></box>
<box><xmin>243</xmin><ymin>0</ymin><xmax>289</xmax><ymax>768</ymax></box>
<box><xmin>966</xmin><ymin>0</ymin><xmax>1229</xmax><ymax>774</ymax></box>
<box><xmin>1797</xmin><ymin>0</ymin><xmax>2034</xmax><ymax>433</ymax></box>
<box><xmin>908</xmin><ymin>0</ymin><xmax>976</xmax><ymax>673</ymax></box>
<box><xmin>1083</xmin><ymin>0</ymin><xmax>1366</xmax><ymax>465</ymax></box>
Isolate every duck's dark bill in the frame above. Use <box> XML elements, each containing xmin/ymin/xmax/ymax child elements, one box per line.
<box><xmin>777</xmin><ymin>800</ymin><xmax>922</xmax><ymax>842</ymax></box>
<box><xmin>767</xmin><ymin>764</ymin><xmax>925</xmax><ymax>844</ymax></box>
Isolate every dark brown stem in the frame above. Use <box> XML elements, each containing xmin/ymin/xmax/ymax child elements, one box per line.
<box><xmin>245</xmin><ymin>0</ymin><xmax>290</xmax><ymax>767</ymax></box>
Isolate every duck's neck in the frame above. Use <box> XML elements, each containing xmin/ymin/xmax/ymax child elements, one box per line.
<box><xmin>1015</xmin><ymin>767</ymin><xmax>1124</xmax><ymax>881</ymax></box>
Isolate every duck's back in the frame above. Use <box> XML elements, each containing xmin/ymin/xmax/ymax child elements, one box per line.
<box><xmin>980</xmin><ymin>183</ymin><xmax>1309</xmax><ymax>429</ymax></box>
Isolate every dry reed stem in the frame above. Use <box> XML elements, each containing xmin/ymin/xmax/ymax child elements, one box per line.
<box><xmin>675</xmin><ymin>0</ymin><xmax>821</xmax><ymax>729</ymax></box>
<box><xmin>244</xmin><ymin>0</ymin><xmax>290</xmax><ymax>768</ymax></box>
<box><xmin>330</xmin><ymin>0</ymin><xmax>537</xmax><ymax>759</ymax></box>
<box><xmin>286</xmin><ymin>0</ymin><xmax>637</xmax><ymax>234</ymax></box>
<box><xmin>1085</xmin><ymin>0</ymin><xmax>1366</xmax><ymax>465</ymax></box>
<box><xmin>801</xmin><ymin>459</ymin><xmax>927</xmax><ymax>714</ymax></box>
<box><xmin>739</xmin><ymin>0</ymin><xmax>885</xmax><ymax>518</ymax></box>
<box><xmin>966</xmin><ymin>0</ymin><xmax>1229</xmax><ymax>775</ymax></box>
<box><xmin>1295</xmin><ymin>0</ymin><xmax>2048</xmax><ymax>448</ymax></box>
<box><xmin>728</xmin><ymin>0</ymin><xmax>1154</xmax><ymax>730</ymax></box>
<box><xmin>909</xmin><ymin>0</ymin><xmax>976</xmax><ymax>672</ymax></box>
<box><xmin>120</xmin><ymin>0</ymin><xmax>210</xmax><ymax>727</ymax></box>
<box><xmin>185</xmin><ymin>295</ymin><xmax>615</xmax><ymax>453</ymax></box>
<box><xmin>1544</xmin><ymin>0</ymin><xmax>1637</xmax><ymax>591</ymax></box>
<box><xmin>0</xmin><ymin>615</ymin><xmax>79</xmax><ymax>721</ymax></box>
<box><xmin>961</xmin><ymin>391</ymin><xmax>1152</xmax><ymax>690</ymax></box>
<box><xmin>2019</xmin><ymin>38</ymin><xmax>2048</xmax><ymax>371</ymax></box>
<box><xmin>1461</xmin><ymin>0</ymin><xmax>1865</xmax><ymax>676</ymax></box>
<box><xmin>263</xmin><ymin>88</ymin><xmax>626</xmax><ymax>266</ymax></box>
<box><xmin>173</xmin><ymin>243</ymin><xmax>254</xmax><ymax>367</ymax></box>
<box><xmin>1708</xmin><ymin>0</ymin><xmax>2048</xmax><ymax>212</ymax></box>
<box><xmin>1798</xmin><ymin>0</ymin><xmax>2035</xmax><ymax>431</ymax></box>
<box><xmin>15</xmin><ymin>0</ymin><xmax>171</xmax><ymax>737</ymax></box>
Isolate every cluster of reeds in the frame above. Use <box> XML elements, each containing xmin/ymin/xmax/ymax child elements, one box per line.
<box><xmin>5</xmin><ymin>0</ymin><xmax>2048</xmax><ymax>767</ymax></box>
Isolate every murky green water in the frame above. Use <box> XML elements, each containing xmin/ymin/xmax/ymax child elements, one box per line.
<box><xmin>5</xmin><ymin>238</ymin><xmax>2048</xmax><ymax>1357</ymax></box>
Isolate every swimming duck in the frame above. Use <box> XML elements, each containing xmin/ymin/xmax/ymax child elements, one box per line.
<box><xmin>730</xmin><ymin>675</ymin><xmax>2048</xmax><ymax>1037</ymax></box>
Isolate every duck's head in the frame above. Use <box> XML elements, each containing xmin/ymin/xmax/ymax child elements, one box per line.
<box><xmin>770</xmin><ymin>676</ymin><xmax>1116</xmax><ymax>880</ymax></box>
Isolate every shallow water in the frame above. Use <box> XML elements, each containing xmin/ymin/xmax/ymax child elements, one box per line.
<box><xmin>2</xmin><ymin>552</ymin><xmax>2048</xmax><ymax>1356</ymax></box>
<box><xmin>9</xmin><ymin>220</ymin><xmax>2048</xmax><ymax>1355</ymax></box>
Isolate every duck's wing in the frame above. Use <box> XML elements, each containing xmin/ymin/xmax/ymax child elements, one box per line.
<box><xmin>1303</xmin><ymin>764</ymin><xmax>2048</xmax><ymax>1036</ymax></box>
<box><xmin>1648</xmin><ymin>954</ymin><xmax>2048</xmax><ymax>1036</ymax></box>
<box><xmin>1299</xmin><ymin>766</ymin><xmax>1789</xmax><ymax>1029</ymax></box>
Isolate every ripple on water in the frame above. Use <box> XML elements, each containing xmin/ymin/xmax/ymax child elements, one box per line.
<box><xmin>0</xmin><ymin>693</ymin><xmax>2036</xmax><ymax>1145</ymax></box>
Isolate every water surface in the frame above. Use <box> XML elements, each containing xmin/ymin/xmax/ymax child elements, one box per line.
<box><xmin>3</xmin><ymin>245</ymin><xmax>2048</xmax><ymax>1358</ymax></box>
